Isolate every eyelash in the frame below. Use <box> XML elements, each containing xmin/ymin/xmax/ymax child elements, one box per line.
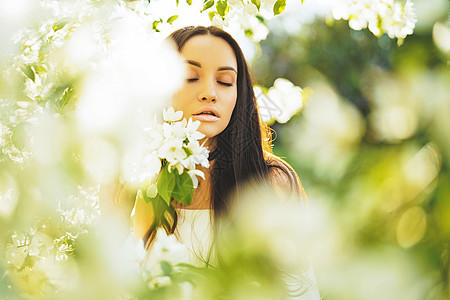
<box><xmin>187</xmin><ymin>78</ymin><xmax>233</xmax><ymax>87</ymax></box>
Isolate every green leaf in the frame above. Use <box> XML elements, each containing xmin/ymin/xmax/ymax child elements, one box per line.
<box><xmin>157</xmin><ymin>164</ymin><xmax>176</xmax><ymax>205</ymax></box>
<box><xmin>203</xmin><ymin>0</ymin><xmax>214</xmax><ymax>11</ymax></box>
<box><xmin>251</xmin><ymin>0</ymin><xmax>261</xmax><ymax>10</ymax></box>
<box><xmin>244</xmin><ymin>29</ymin><xmax>253</xmax><ymax>38</ymax></box>
<box><xmin>256</xmin><ymin>15</ymin><xmax>265</xmax><ymax>24</ymax></box>
<box><xmin>183</xmin><ymin>146</ymin><xmax>193</xmax><ymax>157</ymax></box>
<box><xmin>167</xmin><ymin>15</ymin><xmax>178</xmax><ymax>25</ymax></box>
<box><xmin>60</xmin><ymin>87</ymin><xmax>72</xmax><ymax>108</ymax></box>
<box><xmin>273</xmin><ymin>0</ymin><xmax>286</xmax><ymax>15</ymax></box>
<box><xmin>52</xmin><ymin>17</ymin><xmax>72</xmax><ymax>32</ymax></box>
<box><xmin>21</xmin><ymin>65</ymin><xmax>35</xmax><ymax>82</ymax></box>
<box><xmin>152</xmin><ymin>19</ymin><xmax>162</xmax><ymax>32</ymax></box>
<box><xmin>216</xmin><ymin>0</ymin><xmax>227</xmax><ymax>17</ymax></box>
<box><xmin>160</xmin><ymin>261</ymin><xmax>173</xmax><ymax>276</ymax></box>
<box><xmin>172</xmin><ymin>171</ymin><xmax>194</xmax><ymax>205</ymax></box>
<box><xmin>186</xmin><ymin>0</ymin><xmax>192</xmax><ymax>5</ymax></box>
<box><xmin>208</xmin><ymin>11</ymin><xmax>217</xmax><ymax>21</ymax></box>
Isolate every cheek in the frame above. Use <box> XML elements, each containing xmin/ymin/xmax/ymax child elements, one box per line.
<box><xmin>224</xmin><ymin>91</ymin><xmax>237</xmax><ymax>118</ymax></box>
<box><xmin>172</xmin><ymin>88</ymin><xmax>189</xmax><ymax>111</ymax></box>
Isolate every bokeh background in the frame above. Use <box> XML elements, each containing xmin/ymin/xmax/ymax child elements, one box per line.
<box><xmin>1</xmin><ymin>0</ymin><xmax>449</xmax><ymax>299</ymax></box>
<box><xmin>252</xmin><ymin>1</ymin><xmax>450</xmax><ymax>298</ymax></box>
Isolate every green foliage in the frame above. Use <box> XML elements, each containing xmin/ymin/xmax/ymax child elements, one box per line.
<box><xmin>273</xmin><ymin>0</ymin><xmax>286</xmax><ymax>15</ymax></box>
<box><xmin>20</xmin><ymin>65</ymin><xmax>35</xmax><ymax>82</ymax></box>
<box><xmin>153</xmin><ymin>19</ymin><xmax>162</xmax><ymax>32</ymax></box>
<box><xmin>157</xmin><ymin>164</ymin><xmax>176</xmax><ymax>205</ymax></box>
<box><xmin>252</xmin><ymin>0</ymin><xmax>261</xmax><ymax>10</ymax></box>
<box><xmin>171</xmin><ymin>171</ymin><xmax>193</xmax><ymax>205</ymax></box>
<box><xmin>160</xmin><ymin>261</ymin><xmax>173</xmax><ymax>276</ymax></box>
<box><xmin>203</xmin><ymin>0</ymin><xmax>215</xmax><ymax>11</ymax></box>
<box><xmin>52</xmin><ymin>17</ymin><xmax>72</xmax><ymax>32</ymax></box>
<box><xmin>154</xmin><ymin>162</ymin><xmax>194</xmax><ymax>206</ymax></box>
<box><xmin>216</xmin><ymin>0</ymin><xmax>228</xmax><ymax>17</ymax></box>
<box><xmin>256</xmin><ymin>15</ymin><xmax>265</xmax><ymax>24</ymax></box>
<box><xmin>254</xmin><ymin>14</ymin><xmax>450</xmax><ymax>299</ymax></box>
<box><xmin>208</xmin><ymin>11</ymin><xmax>217</xmax><ymax>21</ymax></box>
<box><xmin>167</xmin><ymin>15</ymin><xmax>179</xmax><ymax>25</ymax></box>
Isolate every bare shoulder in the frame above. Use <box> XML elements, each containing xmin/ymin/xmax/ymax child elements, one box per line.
<box><xmin>265</xmin><ymin>152</ymin><xmax>307</xmax><ymax>202</ymax></box>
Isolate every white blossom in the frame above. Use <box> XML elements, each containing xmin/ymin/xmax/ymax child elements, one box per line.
<box><xmin>321</xmin><ymin>0</ymin><xmax>417</xmax><ymax>40</ymax></box>
<box><xmin>256</xmin><ymin>78</ymin><xmax>304</xmax><ymax>124</ymax></box>
<box><xmin>121</xmin><ymin>233</ymin><xmax>147</xmax><ymax>275</ymax></box>
<box><xmin>188</xmin><ymin>169</ymin><xmax>205</xmax><ymax>188</ymax></box>
<box><xmin>163</xmin><ymin>106</ymin><xmax>183</xmax><ymax>123</ymax></box>
<box><xmin>122</xmin><ymin>107</ymin><xmax>209</xmax><ymax>187</ymax></box>
<box><xmin>185</xmin><ymin>118</ymin><xmax>204</xmax><ymax>141</ymax></box>
<box><xmin>144</xmin><ymin>228</ymin><xmax>189</xmax><ymax>276</ymax></box>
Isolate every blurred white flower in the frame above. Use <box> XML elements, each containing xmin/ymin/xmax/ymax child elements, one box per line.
<box><xmin>288</xmin><ymin>81</ymin><xmax>365</xmax><ymax>179</ymax></box>
<box><xmin>148</xmin><ymin>275</ymin><xmax>172</xmax><ymax>289</ymax></box>
<box><xmin>58</xmin><ymin>185</ymin><xmax>101</xmax><ymax>229</ymax></box>
<box><xmin>146</xmin><ymin>183</ymin><xmax>158</xmax><ymax>198</ymax></box>
<box><xmin>122</xmin><ymin>148</ymin><xmax>162</xmax><ymax>187</ymax></box>
<box><xmin>383</xmin><ymin>0</ymin><xmax>417</xmax><ymax>40</ymax></box>
<box><xmin>28</xmin><ymin>232</ymin><xmax>53</xmax><ymax>258</ymax></box>
<box><xmin>121</xmin><ymin>233</ymin><xmax>147</xmax><ymax>275</ymax></box>
<box><xmin>0</xmin><ymin>173</ymin><xmax>19</xmax><ymax>218</ymax></box>
<box><xmin>212</xmin><ymin>14</ymin><xmax>226</xmax><ymax>28</ymax></box>
<box><xmin>55</xmin><ymin>243</ymin><xmax>74</xmax><ymax>262</ymax></box>
<box><xmin>144</xmin><ymin>228</ymin><xmax>189</xmax><ymax>276</ymax></box>
<box><xmin>255</xmin><ymin>78</ymin><xmax>304</xmax><ymax>124</ymax></box>
<box><xmin>433</xmin><ymin>22</ymin><xmax>450</xmax><ymax>54</ymax></box>
<box><xmin>321</xmin><ymin>0</ymin><xmax>417</xmax><ymax>40</ymax></box>
<box><xmin>217</xmin><ymin>0</ymin><xmax>270</xmax><ymax>42</ymax></box>
<box><xmin>81</xmin><ymin>137</ymin><xmax>120</xmax><ymax>184</ymax></box>
<box><xmin>5</xmin><ymin>233</ymin><xmax>29</xmax><ymax>269</ymax></box>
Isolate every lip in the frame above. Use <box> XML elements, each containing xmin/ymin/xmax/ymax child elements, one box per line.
<box><xmin>192</xmin><ymin>114</ymin><xmax>219</xmax><ymax>121</ymax></box>
<box><xmin>192</xmin><ymin>107</ymin><xmax>220</xmax><ymax>122</ymax></box>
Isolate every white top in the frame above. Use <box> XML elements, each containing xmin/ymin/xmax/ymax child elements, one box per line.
<box><xmin>175</xmin><ymin>209</ymin><xmax>214</xmax><ymax>266</ymax></box>
<box><xmin>173</xmin><ymin>208</ymin><xmax>321</xmax><ymax>300</ymax></box>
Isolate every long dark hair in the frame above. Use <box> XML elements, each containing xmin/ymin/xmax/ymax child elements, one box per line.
<box><xmin>143</xmin><ymin>25</ymin><xmax>302</xmax><ymax>248</ymax></box>
<box><xmin>168</xmin><ymin>25</ymin><xmax>270</xmax><ymax>218</ymax></box>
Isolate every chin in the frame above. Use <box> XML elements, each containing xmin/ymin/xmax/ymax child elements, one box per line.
<box><xmin>198</xmin><ymin>124</ymin><xmax>224</xmax><ymax>139</ymax></box>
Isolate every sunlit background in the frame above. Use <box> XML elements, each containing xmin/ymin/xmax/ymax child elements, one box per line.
<box><xmin>1</xmin><ymin>0</ymin><xmax>449</xmax><ymax>299</ymax></box>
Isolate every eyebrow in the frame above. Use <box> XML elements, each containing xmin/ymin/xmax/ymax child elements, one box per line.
<box><xmin>185</xmin><ymin>60</ymin><xmax>237</xmax><ymax>74</ymax></box>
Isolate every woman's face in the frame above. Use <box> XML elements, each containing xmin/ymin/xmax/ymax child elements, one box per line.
<box><xmin>173</xmin><ymin>35</ymin><xmax>238</xmax><ymax>139</ymax></box>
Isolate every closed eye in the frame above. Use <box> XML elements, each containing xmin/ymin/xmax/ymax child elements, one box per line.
<box><xmin>187</xmin><ymin>78</ymin><xmax>198</xmax><ymax>82</ymax></box>
<box><xmin>218</xmin><ymin>81</ymin><xmax>233</xmax><ymax>87</ymax></box>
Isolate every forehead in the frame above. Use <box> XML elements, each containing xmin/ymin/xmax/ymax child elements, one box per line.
<box><xmin>180</xmin><ymin>35</ymin><xmax>237</xmax><ymax>71</ymax></box>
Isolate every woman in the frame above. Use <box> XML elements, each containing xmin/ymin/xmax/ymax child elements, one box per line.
<box><xmin>133</xmin><ymin>25</ymin><xmax>305</xmax><ymax>242</ymax></box>
<box><xmin>107</xmin><ymin>25</ymin><xmax>318</xmax><ymax>299</ymax></box>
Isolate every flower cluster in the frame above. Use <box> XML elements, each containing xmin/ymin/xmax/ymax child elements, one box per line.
<box><xmin>122</xmin><ymin>107</ymin><xmax>209</xmax><ymax>206</ymax></box>
<box><xmin>121</xmin><ymin>228</ymin><xmax>193</xmax><ymax>296</ymax></box>
<box><xmin>210</xmin><ymin>0</ymin><xmax>270</xmax><ymax>42</ymax></box>
<box><xmin>3</xmin><ymin>185</ymin><xmax>101</xmax><ymax>296</ymax></box>
<box><xmin>255</xmin><ymin>78</ymin><xmax>305</xmax><ymax>124</ymax></box>
<box><xmin>322</xmin><ymin>0</ymin><xmax>417</xmax><ymax>42</ymax></box>
<box><xmin>0</xmin><ymin>98</ymin><xmax>42</xmax><ymax>165</ymax></box>
<box><xmin>160</xmin><ymin>107</ymin><xmax>209</xmax><ymax>176</ymax></box>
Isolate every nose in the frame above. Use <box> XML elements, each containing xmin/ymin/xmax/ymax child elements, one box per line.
<box><xmin>198</xmin><ymin>80</ymin><xmax>216</xmax><ymax>102</ymax></box>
